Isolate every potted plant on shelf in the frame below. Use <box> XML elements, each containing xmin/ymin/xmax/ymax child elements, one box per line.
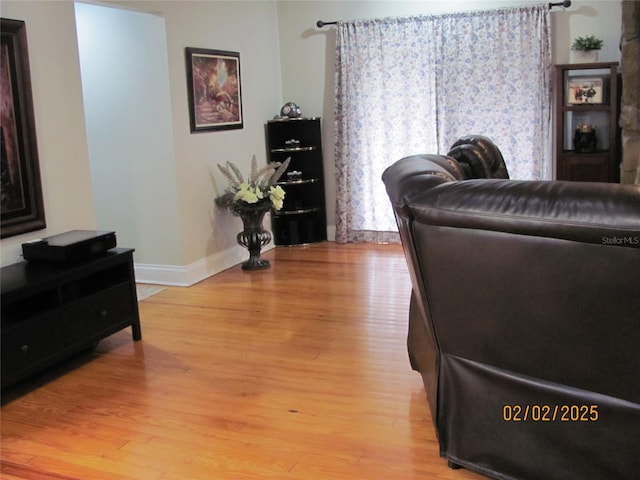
<box><xmin>571</xmin><ymin>35</ymin><xmax>604</xmax><ymax>63</ymax></box>
<box><xmin>216</xmin><ymin>156</ymin><xmax>290</xmax><ymax>270</ymax></box>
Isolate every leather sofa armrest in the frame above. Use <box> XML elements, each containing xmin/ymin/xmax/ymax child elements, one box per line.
<box><xmin>382</xmin><ymin>154</ymin><xmax>465</xmax><ymax>208</ymax></box>
<box><xmin>410</xmin><ymin>179</ymin><xmax>640</xmax><ymax>248</ymax></box>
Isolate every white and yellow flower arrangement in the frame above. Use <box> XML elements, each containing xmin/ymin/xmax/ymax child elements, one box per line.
<box><xmin>216</xmin><ymin>156</ymin><xmax>290</xmax><ymax>215</ymax></box>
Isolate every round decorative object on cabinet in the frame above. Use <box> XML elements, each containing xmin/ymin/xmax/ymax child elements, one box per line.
<box><xmin>280</xmin><ymin>102</ymin><xmax>302</xmax><ymax>118</ymax></box>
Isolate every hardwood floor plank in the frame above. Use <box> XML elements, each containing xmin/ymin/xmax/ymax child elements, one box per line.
<box><xmin>0</xmin><ymin>461</ymin><xmax>81</xmax><ymax>480</ymax></box>
<box><xmin>2</xmin><ymin>243</ymin><xmax>484</xmax><ymax>480</ymax></box>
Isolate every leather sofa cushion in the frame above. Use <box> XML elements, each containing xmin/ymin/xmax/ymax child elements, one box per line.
<box><xmin>408</xmin><ymin>179</ymin><xmax>640</xmax><ymax>248</ymax></box>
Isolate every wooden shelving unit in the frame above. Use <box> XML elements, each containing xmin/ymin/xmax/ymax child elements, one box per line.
<box><xmin>555</xmin><ymin>62</ymin><xmax>620</xmax><ymax>182</ymax></box>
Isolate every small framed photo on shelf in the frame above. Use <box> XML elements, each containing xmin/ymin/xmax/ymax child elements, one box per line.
<box><xmin>567</xmin><ymin>76</ymin><xmax>604</xmax><ymax>105</ymax></box>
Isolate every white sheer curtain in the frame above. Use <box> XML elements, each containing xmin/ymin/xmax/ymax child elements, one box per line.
<box><xmin>334</xmin><ymin>5</ymin><xmax>551</xmax><ymax>244</ymax></box>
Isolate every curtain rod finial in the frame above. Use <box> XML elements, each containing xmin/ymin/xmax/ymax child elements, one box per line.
<box><xmin>317</xmin><ymin>20</ymin><xmax>337</xmax><ymax>28</ymax></box>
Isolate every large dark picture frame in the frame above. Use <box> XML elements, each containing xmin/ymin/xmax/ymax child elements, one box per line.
<box><xmin>185</xmin><ymin>48</ymin><xmax>243</xmax><ymax>133</ymax></box>
<box><xmin>1</xmin><ymin>18</ymin><xmax>46</xmax><ymax>238</ymax></box>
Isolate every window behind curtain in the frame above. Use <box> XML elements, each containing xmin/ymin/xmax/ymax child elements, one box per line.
<box><xmin>334</xmin><ymin>5</ymin><xmax>551</xmax><ymax>244</ymax></box>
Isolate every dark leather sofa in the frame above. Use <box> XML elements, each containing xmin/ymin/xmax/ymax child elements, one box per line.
<box><xmin>382</xmin><ymin>136</ymin><xmax>640</xmax><ymax>480</ymax></box>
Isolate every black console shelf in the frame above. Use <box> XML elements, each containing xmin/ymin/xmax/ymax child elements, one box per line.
<box><xmin>1</xmin><ymin>248</ymin><xmax>141</xmax><ymax>389</ymax></box>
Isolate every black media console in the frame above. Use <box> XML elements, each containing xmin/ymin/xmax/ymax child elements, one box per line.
<box><xmin>1</xmin><ymin>248</ymin><xmax>141</xmax><ymax>389</ymax></box>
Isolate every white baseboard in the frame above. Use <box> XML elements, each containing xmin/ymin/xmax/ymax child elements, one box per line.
<box><xmin>327</xmin><ymin>224</ymin><xmax>336</xmax><ymax>242</ymax></box>
<box><xmin>134</xmin><ymin>244</ymin><xmax>275</xmax><ymax>286</ymax></box>
<box><xmin>133</xmin><ymin>225</ymin><xmax>337</xmax><ymax>286</ymax></box>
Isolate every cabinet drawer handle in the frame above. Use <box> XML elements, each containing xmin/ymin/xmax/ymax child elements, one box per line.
<box><xmin>21</xmin><ymin>344</ymin><xmax>30</xmax><ymax>352</ymax></box>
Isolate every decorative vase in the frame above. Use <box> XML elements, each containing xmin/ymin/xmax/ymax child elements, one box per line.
<box><xmin>574</xmin><ymin>125</ymin><xmax>597</xmax><ymax>153</ymax></box>
<box><xmin>237</xmin><ymin>206</ymin><xmax>272</xmax><ymax>270</ymax></box>
<box><xmin>570</xmin><ymin>49</ymin><xmax>598</xmax><ymax>63</ymax></box>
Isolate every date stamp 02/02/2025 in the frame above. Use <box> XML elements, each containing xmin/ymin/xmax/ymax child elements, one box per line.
<box><xmin>502</xmin><ymin>404</ymin><xmax>599</xmax><ymax>422</ymax></box>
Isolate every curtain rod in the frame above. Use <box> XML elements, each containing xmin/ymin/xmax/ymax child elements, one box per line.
<box><xmin>316</xmin><ymin>20</ymin><xmax>336</xmax><ymax>28</ymax></box>
<box><xmin>549</xmin><ymin>0</ymin><xmax>571</xmax><ymax>8</ymax></box>
<box><xmin>316</xmin><ymin>1</ymin><xmax>571</xmax><ymax>28</ymax></box>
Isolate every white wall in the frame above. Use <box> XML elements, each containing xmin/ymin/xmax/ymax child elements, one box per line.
<box><xmin>0</xmin><ymin>1</ymin><xmax>95</xmax><ymax>266</ymax></box>
<box><xmin>75</xmin><ymin>3</ymin><xmax>183</xmax><ymax>267</ymax></box>
<box><xmin>106</xmin><ymin>0</ymin><xmax>284</xmax><ymax>284</ymax></box>
<box><xmin>556</xmin><ymin>0</ymin><xmax>623</xmax><ymax>63</ymax></box>
<box><xmin>276</xmin><ymin>0</ymin><xmax>623</xmax><ymax>238</ymax></box>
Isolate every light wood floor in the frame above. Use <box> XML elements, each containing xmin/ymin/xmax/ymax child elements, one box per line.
<box><xmin>1</xmin><ymin>243</ymin><xmax>484</xmax><ymax>480</ymax></box>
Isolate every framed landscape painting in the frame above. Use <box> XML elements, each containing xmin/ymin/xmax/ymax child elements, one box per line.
<box><xmin>185</xmin><ymin>48</ymin><xmax>243</xmax><ymax>133</ymax></box>
<box><xmin>1</xmin><ymin>18</ymin><xmax>46</xmax><ymax>238</ymax></box>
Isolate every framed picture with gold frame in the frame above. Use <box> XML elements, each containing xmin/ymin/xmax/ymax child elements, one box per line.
<box><xmin>1</xmin><ymin>18</ymin><xmax>46</xmax><ymax>238</ymax></box>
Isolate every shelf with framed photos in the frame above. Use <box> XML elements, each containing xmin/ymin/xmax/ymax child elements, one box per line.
<box><xmin>554</xmin><ymin>62</ymin><xmax>621</xmax><ymax>182</ymax></box>
<box><xmin>265</xmin><ymin>117</ymin><xmax>327</xmax><ymax>245</ymax></box>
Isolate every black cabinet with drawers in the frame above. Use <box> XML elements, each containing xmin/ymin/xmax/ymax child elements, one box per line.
<box><xmin>1</xmin><ymin>248</ymin><xmax>141</xmax><ymax>388</ymax></box>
